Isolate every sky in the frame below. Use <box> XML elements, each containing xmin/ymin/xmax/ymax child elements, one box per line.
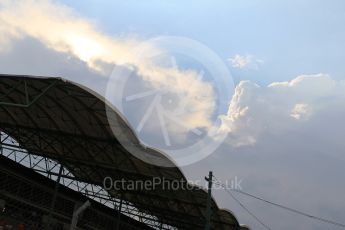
<box><xmin>64</xmin><ymin>0</ymin><xmax>345</xmax><ymax>84</ymax></box>
<box><xmin>1</xmin><ymin>0</ymin><xmax>345</xmax><ymax>229</ymax></box>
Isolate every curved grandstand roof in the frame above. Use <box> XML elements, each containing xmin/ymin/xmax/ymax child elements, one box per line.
<box><xmin>0</xmin><ymin>74</ymin><xmax>243</xmax><ymax>229</ymax></box>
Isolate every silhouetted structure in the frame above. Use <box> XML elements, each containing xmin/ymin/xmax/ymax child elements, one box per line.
<box><xmin>0</xmin><ymin>75</ymin><xmax>246</xmax><ymax>229</ymax></box>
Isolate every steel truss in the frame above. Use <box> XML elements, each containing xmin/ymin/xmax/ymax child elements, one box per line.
<box><xmin>0</xmin><ymin>124</ymin><xmax>208</xmax><ymax>229</ymax></box>
<box><xmin>0</xmin><ymin>131</ymin><xmax>176</xmax><ymax>230</ymax></box>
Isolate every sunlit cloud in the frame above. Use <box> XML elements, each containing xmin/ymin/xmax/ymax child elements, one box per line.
<box><xmin>0</xmin><ymin>0</ymin><xmax>216</xmax><ymax>131</ymax></box>
<box><xmin>0</xmin><ymin>0</ymin><xmax>145</xmax><ymax>71</ymax></box>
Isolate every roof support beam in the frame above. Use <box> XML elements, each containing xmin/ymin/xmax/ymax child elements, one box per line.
<box><xmin>0</xmin><ymin>79</ymin><xmax>58</xmax><ymax>108</ymax></box>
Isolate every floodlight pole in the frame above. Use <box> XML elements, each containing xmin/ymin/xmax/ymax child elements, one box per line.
<box><xmin>205</xmin><ymin>171</ymin><xmax>213</xmax><ymax>230</ymax></box>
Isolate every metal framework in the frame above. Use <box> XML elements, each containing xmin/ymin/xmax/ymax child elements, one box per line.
<box><xmin>0</xmin><ymin>132</ymin><xmax>174</xmax><ymax>229</ymax></box>
<box><xmin>0</xmin><ymin>148</ymin><xmax>154</xmax><ymax>230</ymax></box>
<box><xmin>0</xmin><ymin>75</ymin><xmax>242</xmax><ymax>229</ymax></box>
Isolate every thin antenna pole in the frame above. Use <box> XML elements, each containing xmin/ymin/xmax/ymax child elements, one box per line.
<box><xmin>205</xmin><ymin>171</ymin><xmax>213</xmax><ymax>230</ymax></box>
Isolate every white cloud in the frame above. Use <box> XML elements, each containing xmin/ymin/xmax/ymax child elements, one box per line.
<box><xmin>228</xmin><ymin>54</ymin><xmax>252</xmax><ymax>68</ymax></box>
<box><xmin>227</xmin><ymin>54</ymin><xmax>263</xmax><ymax>69</ymax></box>
<box><xmin>215</xmin><ymin>74</ymin><xmax>345</xmax><ymax>229</ymax></box>
<box><xmin>221</xmin><ymin>73</ymin><xmax>345</xmax><ymax>147</ymax></box>
<box><xmin>290</xmin><ymin>103</ymin><xmax>312</xmax><ymax>120</ymax></box>
<box><xmin>0</xmin><ymin>0</ymin><xmax>216</xmax><ymax>131</ymax></box>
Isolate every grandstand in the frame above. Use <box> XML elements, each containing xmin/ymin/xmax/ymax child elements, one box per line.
<box><xmin>0</xmin><ymin>75</ymin><xmax>248</xmax><ymax>229</ymax></box>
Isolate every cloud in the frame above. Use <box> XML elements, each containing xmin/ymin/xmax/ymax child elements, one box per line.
<box><xmin>0</xmin><ymin>0</ymin><xmax>216</xmax><ymax>132</ymax></box>
<box><xmin>209</xmin><ymin>74</ymin><xmax>345</xmax><ymax>229</ymax></box>
<box><xmin>227</xmin><ymin>54</ymin><xmax>263</xmax><ymax>69</ymax></box>
<box><xmin>0</xmin><ymin>0</ymin><xmax>145</xmax><ymax>70</ymax></box>
<box><xmin>290</xmin><ymin>103</ymin><xmax>312</xmax><ymax>120</ymax></box>
<box><xmin>221</xmin><ymin>73</ymin><xmax>345</xmax><ymax>147</ymax></box>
